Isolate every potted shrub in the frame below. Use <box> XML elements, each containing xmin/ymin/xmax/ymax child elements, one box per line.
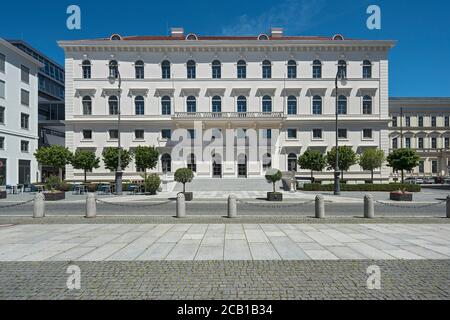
<box><xmin>390</xmin><ymin>189</ymin><xmax>413</xmax><ymax>202</ymax></box>
<box><xmin>143</xmin><ymin>174</ymin><xmax>161</xmax><ymax>195</ymax></box>
<box><xmin>174</xmin><ymin>168</ymin><xmax>194</xmax><ymax>201</ymax></box>
<box><xmin>265</xmin><ymin>169</ymin><xmax>283</xmax><ymax>202</ymax></box>
<box><xmin>43</xmin><ymin>175</ymin><xmax>66</xmax><ymax>201</ymax></box>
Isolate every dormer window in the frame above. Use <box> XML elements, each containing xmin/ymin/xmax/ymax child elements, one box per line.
<box><xmin>332</xmin><ymin>34</ymin><xmax>345</xmax><ymax>40</ymax></box>
<box><xmin>110</xmin><ymin>34</ymin><xmax>122</xmax><ymax>41</ymax></box>
<box><xmin>186</xmin><ymin>33</ymin><xmax>198</xmax><ymax>40</ymax></box>
<box><xmin>258</xmin><ymin>34</ymin><xmax>269</xmax><ymax>40</ymax></box>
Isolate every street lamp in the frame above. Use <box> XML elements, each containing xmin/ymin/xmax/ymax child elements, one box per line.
<box><xmin>334</xmin><ymin>63</ymin><xmax>346</xmax><ymax>196</ymax></box>
<box><xmin>108</xmin><ymin>65</ymin><xmax>122</xmax><ymax>195</ymax></box>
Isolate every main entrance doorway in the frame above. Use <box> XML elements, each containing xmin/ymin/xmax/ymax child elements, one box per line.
<box><xmin>238</xmin><ymin>154</ymin><xmax>247</xmax><ymax>178</ymax></box>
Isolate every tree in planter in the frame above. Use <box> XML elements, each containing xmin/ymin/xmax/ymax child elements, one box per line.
<box><xmin>174</xmin><ymin>168</ymin><xmax>194</xmax><ymax>193</ymax></box>
<box><xmin>34</xmin><ymin>145</ymin><xmax>73</xmax><ymax>181</ymax></box>
<box><xmin>387</xmin><ymin>148</ymin><xmax>420</xmax><ymax>184</ymax></box>
<box><xmin>326</xmin><ymin>146</ymin><xmax>358</xmax><ymax>180</ymax></box>
<box><xmin>71</xmin><ymin>150</ymin><xmax>100</xmax><ymax>183</ymax></box>
<box><xmin>265</xmin><ymin>169</ymin><xmax>283</xmax><ymax>193</ymax></box>
<box><xmin>102</xmin><ymin>147</ymin><xmax>132</xmax><ymax>172</ymax></box>
<box><xmin>143</xmin><ymin>173</ymin><xmax>161</xmax><ymax>195</ymax></box>
<box><xmin>45</xmin><ymin>175</ymin><xmax>62</xmax><ymax>192</ymax></box>
<box><xmin>298</xmin><ymin>150</ymin><xmax>326</xmax><ymax>183</ymax></box>
<box><xmin>359</xmin><ymin>148</ymin><xmax>385</xmax><ymax>183</ymax></box>
<box><xmin>134</xmin><ymin>146</ymin><xmax>159</xmax><ymax>183</ymax></box>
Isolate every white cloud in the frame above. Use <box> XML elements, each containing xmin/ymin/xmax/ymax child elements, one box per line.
<box><xmin>221</xmin><ymin>0</ymin><xmax>327</xmax><ymax>35</ymax></box>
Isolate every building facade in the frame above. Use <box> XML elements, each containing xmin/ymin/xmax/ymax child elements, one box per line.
<box><xmin>8</xmin><ymin>40</ymin><xmax>66</xmax><ymax>180</ymax></box>
<box><xmin>389</xmin><ymin>97</ymin><xmax>450</xmax><ymax>178</ymax></box>
<box><xmin>0</xmin><ymin>38</ymin><xmax>42</xmax><ymax>186</ymax></box>
<box><xmin>59</xmin><ymin>28</ymin><xmax>395</xmax><ymax>182</ymax></box>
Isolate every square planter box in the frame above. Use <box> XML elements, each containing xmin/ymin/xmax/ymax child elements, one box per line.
<box><xmin>182</xmin><ymin>192</ymin><xmax>193</xmax><ymax>202</ymax></box>
<box><xmin>43</xmin><ymin>191</ymin><xmax>66</xmax><ymax>201</ymax></box>
<box><xmin>0</xmin><ymin>191</ymin><xmax>6</xmax><ymax>199</ymax></box>
<box><xmin>390</xmin><ymin>192</ymin><xmax>413</xmax><ymax>202</ymax></box>
<box><xmin>267</xmin><ymin>192</ymin><xmax>283</xmax><ymax>202</ymax></box>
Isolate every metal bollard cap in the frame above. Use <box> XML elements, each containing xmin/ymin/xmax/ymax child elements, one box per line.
<box><xmin>177</xmin><ymin>192</ymin><xmax>185</xmax><ymax>200</ymax></box>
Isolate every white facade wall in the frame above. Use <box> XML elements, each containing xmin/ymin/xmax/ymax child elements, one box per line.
<box><xmin>0</xmin><ymin>39</ymin><xmax>41</xmax><ymax>186</ymax></box>
<box><xmin>60</xmin><ymin>35</ymin><xmax>395</xmax><ymax>182</ymax></box>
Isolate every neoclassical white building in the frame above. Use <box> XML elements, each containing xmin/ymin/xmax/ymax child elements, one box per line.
<box><xmin>59</xmin><ymin>28</ymin><xmax>395</xmax><ymax>182</ymax></box>
<box><xmin>389</xmin><ymin>97</ymin><xmax>450</xmax><ymax>178</ymax></box>
<box><xmin>0</xmin><ymin>38</ymin><xmax>41</xmax><ymax>187</ymax></box>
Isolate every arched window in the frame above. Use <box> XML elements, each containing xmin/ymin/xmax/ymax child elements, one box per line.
<box><xmin>338</xmin><ymin>95</ymin><xmax>347</xmax><ymax>115</ymax></box>
<box><xmin>161</xmin><ymin>60</ymin><xmax>171</xmax><ymax>79</ymax></box>
<box><xmin>287</xmin><ymin>96</ymin><xmax>297</xmax><ymax>115</ymax></box>
<box><xmin>135</xmin><ymin>96</ymin><xmax>145</xmax><ymax>115</ymax></box>
<box><xmin>82</xmin><ymin>96</ymin><xmax>92</xmax><ymax>115</ymax></box>
<box><xmin>312</xmin><ymin>60</ymin><xmax>322</xmax><ymax>78</ymax></box>
<box><xmin>212</xmin><ymin>96</ymin><xmax>221</xmax><ymax>113</ymax></box>
<box><xmin>363</xmin><ymin>95</ymin><xmax>372</xmax><ymax>115</ymax></box>
<box><xmin>187</xmin><ymin>60</ymin><xmax>196</xmax><ymax>79</ymax></box>
<box><xmin>109</xmin><ymin>60</ymin><xmax>118</xmax><ymax>78</ymax></box>
<box><xmin>262</xmin><ymin>60</ymin><xmax>271</xmax><ymax>79</ymax></box>
<box><xmin>135</xmin><ymin>60</ymin><xmax>144</xmax><ymax>79</ymax></box>
<box><xmin>288</xmin><ymin>153</ymin><xmax>298</xmax><ymax>172</ymax></box>
<box><xmin>337</xmin><ymin>60</ymin><xmax>347</xmax><ymax>79</ymax></box>
<box><xmin>212</xmin><ymin>60</ymin><xmax>221</xmax><ymax>79</ymax></box>
<box><xmin>108</xmin><ymin>96</ymin><xmax>118</xmax><ymax>115</ymax></box>
<box><xmin>161</xmin><ymin>96</ymin><xmax>171</xmax><ymax>115</ymax></box>
<box><xmin>186</xmin><ymin>96</ymin><xmax>196</xmax><ymax>113</ymax></box>
<box><xmin>363</xmin><ymin>60</ymin><xmax>372</xmax><ymax>79</ymax></box>
<box><xmin>237</xmin><ymin>96</ymin><xmax>247</xmax><ymax>113</ymax></box>
<box><xmin>262</xmin><ymin>95</ymin><xmax>272</xmax><ymax>113</ymax></box>
<box><xmin>237</xmin><ymin>60</ymin><xmax>246</xmax><ymax>79</ymax></box>
<box><xmin>287</xmin><ymin>60</ymin><xmax>297</xmax><ymax>79</ymax></box>
<box><xmin>312</xmin><ymin>96</ymin><xmax>322</xmax><ymax>115</ymax></box>
<box><xmin>187</xmin><ymin>154</ymin><xmax>196</xmax><ymax>172</ymax></box>
<box><xmin>262</xmin><ymin>153</ymin><xmax>272</xmax><ymax>170</ymax></box>
<box><xmin>82</xmin><ymin>60</ymin><xmax>91</xmax><ymax>79</ymax></box>
<box><xmin>161</xmin><ymin>154</ymin><xmax>171</xmax><ymax>173</ymax></box>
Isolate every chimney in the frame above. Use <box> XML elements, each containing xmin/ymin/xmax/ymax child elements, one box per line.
<box><xmin>170</xmin><ymin>27</ymin><xmax>184</xmax><ymax>38</ymax></box>
<box><xmin>271</xmin><ymin>27</ymin><xmax>284</xmax><ymax>38</ymax></box>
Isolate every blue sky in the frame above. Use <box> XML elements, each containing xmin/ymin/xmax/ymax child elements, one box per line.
<box><xmin>1</xmin><ymin>0</ymin><xmax>449</xmax><ymax>97</ymax></box>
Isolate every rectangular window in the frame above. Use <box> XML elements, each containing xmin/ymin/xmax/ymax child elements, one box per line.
<box><xmin>0</xmin><ymin>136</ymin><xmax>4</xmax><ymax>150</ymax></box>
<box><xmin>392</xmin><ymin>116</ymin><xmax>397</xmax><ymax>127</ymax></box>
<box><xmin>418</xmin><ymin>116</ymin><xmax>424</xmax><ymax>127</ymax></box>
<box><xmin>21</xmin><ymin>89</ymin><xmax>30</xmax><ymax>106</ymax></box>
<box><xmin>0</xmin><ymin>80</ymin><xmax>5</xmax><ymax>99</ymax></box>
<box><xmin>109</xmin><ymin>129</ymin><xmax>118</xmax><ymax>140</ymax></box>
<box><xmin>445</xmin><ymin>137</ymin><xmax>449</xmax><ymax>149</ymax></box>
<box><xmin>405</xmin><ymin>137</ymin><xmax>411</xmax><ymax>149</ymax></box>
<box><xmin>262</xmin><ymin>129</ymin><xmax>272</xmax><ymax>139</ymax></box>
<box><xmin>392</xmin><ymin>137</ymin><xmax>398</xmax><ymax>149</ymax></box>
<box><xmin>445</xmin><ymin>116</ymin><xmax>449</xmax><ymax>127</ymax></box>
<box><xmin>161</xmin><ymin>129</ymin><xmax>171</xmax><ymax>139</ymax></box>
<box><xmin>418</xmin><ymin>161</ymin><xmax>424</xmax><ymax>174</ymax></box>
<box><xmin>287</xmin><ymin>129</ymin><xmax>297</xmax><ymax>139</ymax></box>
<box><xmin>418</xmin><ymin>137</ymin><xmax>424</xmax><ymax>149</ymax></box>
<box><xmin>405</xmin><ymin>116</ymin><xmax>411</xmax><ymax>127</ymax></box>
<box><xmin>135</xmin><ymin>129</ymin><xmax>144</xmax><ymax>140</ymax></box>
<box><xmin>0</xmin><ymin>53</ymin><xmax>5</xmax><ymax>73</ymax></box>
<box><xmin>431</xmin><ymin>160</ymin><xmax>438</xmax><ymax>174</ymax></box>
<box><xmin>338</xmin><ymin>128</ymin><xmax>347</xmax><ymax>139</ymax></box>
<box><xmin>363</xmin><ymin>129</ymin><xmax>373</xmax><ymax>139</ymax></box>
<box><xmin>20</xmin><ymin>113</ymin><xmax>29</xmax><ymax>129</ymax></box>
<box><xmin>82</xmin><ymin>130</ymin><xmax>92</xmax><ymax>140</ymax></box>
<box><xmin>0</xmin><ymin>106</ymin><xmax>4</xmax><ymax>124</ymax></box>
<box><xmin>20</xmin><ymin>140</ymin><xmax>29</xmax><ymax>152</ymax></box>
<box><xmin>312</xmin><ymin>129</ymin><xmax>322</xmax><ymax>139</ymax></box>
<box><xmin>431</xmin><ymin>137</ymin><xmax>437</xmax><ymax>149</ymax></box>
<box><xmin>21</xmin><ymin>65</ymin><xmax>30</xmax><ymax>84</ymax></box>
<box><xmin>431</xmin><ymin>116</ymin><xmax>437</xmax><ymax>127</ymax></box>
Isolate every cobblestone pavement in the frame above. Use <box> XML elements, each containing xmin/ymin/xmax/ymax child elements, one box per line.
<box><xmin>1</xmin><ymin>224</ymin><xmax>450</xmax><ymax>261</ymax></box>
<box><xmin>0</xmin><ymin>260</ymin><xmax>448</xmax><ymax>300</ymax></box>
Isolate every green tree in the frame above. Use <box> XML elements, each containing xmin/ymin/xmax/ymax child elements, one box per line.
<box><xmin>326</xmin><ymin>146</ymin><xmax>357</xmax><ymax>180</ymax></box>
<box><xmin>387</xmin><ymin>148</ymin><xmax>420</xmax><ymax>183</ymax></box>
<box><xmin>265</xmin><ymin>168</ymin><xmax>282</xmax><ymax>193</ymax></box>
<box><xmin>174</xmin><ymin>168</ymin><xmax>194</xmax><ymax>193</ymax></box>
<box><xmin>359</xmin><ymin>148</ymin><xmax>385</xmax><ymax>183</ymax></box>
<box><xmin>143</xmin><ymin>173</ymin><xmax>161</xmax><ymax>195</ymax></box>
<box><xmin>298</xmin><ymin>150</ymin><xmax>326</xmax><ymax>182</ymax></box>
<box><xmin>134</xmin><ymin>146</ymin><xmax>159</xmax><ymax>179</ymax></box>
<box><xmin>71</xmin><ymin>150</ymin><xmax>100</xmax><ymax>183</ymax></box>
<box><xmin>102</xmin><ymin>147</ymin><xmax>132</xmax><ymax>172</ymax></box>
<box><xmin>34</xmin><ymin>145</ymin><xmax>73</xmax><ymax>181</ymax></box>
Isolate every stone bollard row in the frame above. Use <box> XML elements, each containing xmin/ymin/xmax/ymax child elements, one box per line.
<box><xmin>176</xmin><ymin>193</ymin><xmax>186</xmax><ymax>218</ymax></box>
<box><xmin>33</xmin><ymin>193</ymin><xmax>45</xmax><ymax>218</ymax></box>
<box><xmin>364</xmin><ymin>194</ymin><xmax>375</xmax><ymax>219</ymax></box>
<box><xmin>315</xmin><ymin>195</ymin><xmax>325</xmax><ymax>219</ymax></box>
<box><xmin>85</xmin><ymin>193</ymin><xmax>96</xmax><ymax>218</ymax></box>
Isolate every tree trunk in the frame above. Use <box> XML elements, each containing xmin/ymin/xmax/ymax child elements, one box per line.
<box><xmin>401</xmin><ymin>170</ymin><xmax>404</xmax><ymax>184</ymax></box>
<box><xmin>58</xmin><ymin>168</ymin><xmax>63</xmax><ymax>181</ymax></box>
<box><xmin>273</xmin><ymin>182</ymin><xmax>276</xmax><ymax>193</ymax></box>
<box><xmin>183</xmin><ymin>183</ymin><xmax>186</xmax><ymax>193</ymax></box>
<box><xmin>311</xmin><ymin>170</ymin><xmax>314</xmax><ymax>183</ymax></box>
<box><xmin>371</xmin><ymin>169</ymin><xmax>374</xmax><ymax>184</ymax></box>
<box><xmin>84</xmin><ymin>170</ymin><xmax>87</xmax><ymax>183</ymax></box>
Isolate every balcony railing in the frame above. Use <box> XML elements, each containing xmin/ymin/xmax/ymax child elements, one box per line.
<box><xmin>173</xmin><ymin>112</ymin><xmax>285</xmax><ymax>119</ymax></box>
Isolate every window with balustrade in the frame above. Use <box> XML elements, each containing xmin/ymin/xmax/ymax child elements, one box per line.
<box><xmin>262</xmin><ymin>96</ymin><xmax>272</xmax><ymax>113</ymax></box>
<box><xmin>186</xmin><ymin>96</ymin><xmax>196</xmax><ymax>113</ymax></box>
<box><xmin>212</xmin><ymin>96</ymin><xmax>221</xmax><ymax>113</ymax></box>
<box><xmin>237</xmin><ymin>96</ymin><xmax>247</xmax><ymax>113</ymax></box>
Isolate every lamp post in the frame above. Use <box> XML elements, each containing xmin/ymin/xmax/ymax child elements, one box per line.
<box><xmin>334</xmin><ymin>65</ymin><xmax>345</xmax><ymax>196</ymax></box>
<box><xmin>108</xmin><ymin>66</ymin><xmax>122</xmax><ymax>195</ymax></box>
